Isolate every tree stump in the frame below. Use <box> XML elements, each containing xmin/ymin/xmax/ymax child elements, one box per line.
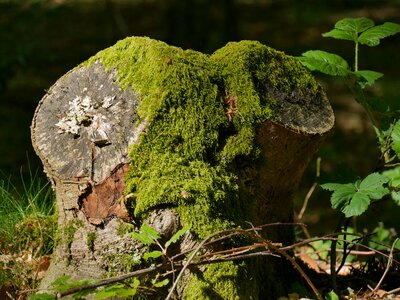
<box><xmin>31</xmin><ymin>37</ymin><xmax>334</xmax><ymax>299</ymax></box>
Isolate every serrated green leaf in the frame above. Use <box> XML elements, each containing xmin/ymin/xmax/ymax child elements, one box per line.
<box><xmin>95</xmin><ymin>283</ymin><xmax>137</xmax><ymax>299</ymax></box>
<box><xmin>359</xmin><ymin>172</ymin><xmax>389</xmax><ymax>199</ymax></box>
<box><xmin>391</xmin><ymin>120</ymin><xmax>400</xmax><ymax>158</ymax></box>
<box><xmin>322</xmin><ymin>28</ymin><xmax>356</xmax><ymax>41</ymax></box>
<box><xmin>322</xmin><ymin>173</ymin><xmax>389</xmax><ymax>217</ymax></box>
<box><xmin>130</xmin><ymin>231</ymin><xmax>155</xmax><ymax>245</ymax></box>
<box><xmin>359</xmin><ymin>22</ymin><xmax>400</xmax><ymax>46</ymax></box>
<box><xmin>335</xmin><ymin>17</ymin><xmax>375</xmax><ymax>34</ymax></box>
<box><xmin>323</xmin><ymin>18</ymin><xmax>374</xmax><ymax>42</ymax></box>
<box><xmin>391</xmin><ymin>191</ymin><xmax>400</xmax><ymax>205</ymax></box>
<box><xmin>382</xmin><ymin>167</ymin><xmax>400</xmax><ymax>188</ymax></box>
<box><xmin>141</xmin><ymin>224</ymin><xmax>160</xmax><ymax>240</ymax></box>
<box><xmin>321</xmin><ymin>182</ymin><xmax>356</xmax><ymax>210</ymax></box>
<box><xmin>152</xmin><ymin>278</ymin><xmax>169</xmax><ymax>288</ymax></box>
<box><xmin>297</xmin><ymin>50</ymin><xmax>350</xmax><ymax>76</ymax></box>
<box><xmin>143</xmin><ymin>250</ymin><xmax>163</xmax><ymax>260</ymax></box>
<box><xmin>129</xmin><ymin>224</ymin><xmax>160</xmax><ymax>245</ymax></box>
<box><xmin>51</xmin><ymin>275</ymin><xmax>72</xmax><ymax>287</ymax></box>
<box><xmin>165</xmin><ymin>226</ymin><xmax>190</xmax><ymax>249</ymax></box>
<box><xmin>29</xmin><ymin>293</ymin><xmax>56</xmax><ymax>300</ymax></box>
<box><xmin>342</xmin><ymin>191</ymin><xmax>371</xmax><ymax>217</ymax></box>
<box><xmin>354</xmin><ymin>70</ymin><xmax>383</xmax><ymax>88</ymax></box>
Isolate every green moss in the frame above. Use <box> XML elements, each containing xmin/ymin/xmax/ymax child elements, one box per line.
<box><xmin>62</xmin><ymin>219</ymin><xmax>83</xmax><ymax>265</ymax></box>
<box><xmin>105</xmin><ymin>253</ymin><xmax>141</xmax><ymax>274</ymax></box>
<box><xmin>84</xmin><ymin>37</ymin><xmax>320</xmax><ymax>298</ymax></box>
<box><xmin>86</xmin><ymin>231</ymin><xmax>96</xmax><ymax>252</ymax></box>
<box><xmin>183</xmin><ymin>262</ymin><xmax>257</xmax><ymax>299</ymax></box>
<box><xmin>117</xmin><ymin>221</ymin><xmax>135</xmax><ymax>237</ymax></box>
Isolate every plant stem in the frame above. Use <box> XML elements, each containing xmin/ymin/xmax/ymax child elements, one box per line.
<box><xmin>354</xmin><ymin>41</ymin><xmax>358</xmax><ymax>72</ymax></box>
<box><xmin>330</xmin><ymin>215</ymin><xmax>345</xmax><ymax>292</ymax></box>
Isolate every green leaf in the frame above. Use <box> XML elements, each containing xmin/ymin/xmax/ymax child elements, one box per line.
<box><xmin>323</xmin><ymin>18</ymin><xmax>375</xmax><ymax>42</ymax></box>
<box><xmin>29</xmin><ymin>293</ymin><xmax>56</xmax><ymax>300</ymax></box>
<box><xmin>95</xmin><ymin>283</ymin><xmax>137</xmax><ymax>299</ymax></box>
<box><xmin>51</xmin><ymin>275</ymin><xmax>72</xmax><ymax>287</ymax></box>
<box><xmin>165</xmin><ymin>226</ymin><xmax>190</xmax><ymax>249</ymax></box>
<box><xmin>359</xmin><ymin>172</ymin><xmax>389</xmax><ymax>199</ymax></box>
<box><xmin>322</xmin><ymin>28</ymin><xmax>356</xmax><ymax>42</ymax></box>
<box><xmin>325</xmin><ymin>290</ymin><xmax>339</xmax><ymax>300</ymax></box>
<box><xmin>382</xmin><ymin>167</ymin><xmax>400</xmax><ymax>188</ymax></box>
<box><xmin>143</xmin><ymin>250</ymin><xmax>163</xmax><ymax>260</ymax></box>
<box><xmin>342</xmin><ymin>191</ymin><xmax>371</xmax><ymax>217</ymax></box>
<box><xmin>354</xmin><ymin>70</ymin><xmax>383</xmax><ymax>88</ymax></box>
<box><xmin>359</xmin><ymin>22</ymin><xmax>400</xmax><ymax>46</ymax></box>
<box><xmin>297</xmin><ymin>50</ymin><xmax>350</xmax><ymax>76</ymax></box>
<box><xmin>321</xmin><ymin>173</ymin><xmax>389</xmax><ymax>217</ymax></box>
<box><xmin>129</xmin><ymin>224</ymin><xmax>160</xmax><ymax>245</ymax></box>
<box><xmin>391</xmin><ymin>120</ymin><xmax>400</xmax><ymax>159</ymax></box>
<box><xmin>152</xmin><ymin>278</ymin><xmax>169</xmax><ymax>288</ymax></box>
<box><xmin>391</xmin><ymin>191</ymin><xmax>400</xmax><ymax>205</ymax></box>
<box><xmin>335</xmin><ymin>17</ymin><xmax>375</xmax><ymax>34</ymax></box>
<box><xmin>320</xmin><ymin>182</ymin><xmax>356</xmax><ymax>210</ymax></box>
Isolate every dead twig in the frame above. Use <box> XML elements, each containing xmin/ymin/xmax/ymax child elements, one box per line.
<box><xmin>372</xmin><ymin>238</ymin><xmax>399</xmax><ymax>293</ymax></box>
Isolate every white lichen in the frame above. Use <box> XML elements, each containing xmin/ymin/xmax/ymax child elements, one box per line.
<box><xmin>55</xmin><ymin>92</ymin><xmax>116</xmax><ymax>145</ymax></box>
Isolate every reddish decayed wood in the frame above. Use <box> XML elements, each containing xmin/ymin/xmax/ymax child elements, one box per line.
<box><xmin>81</xmin><ymin>164</ymin><xmax>130</xmax><ymax>224</ymax></box>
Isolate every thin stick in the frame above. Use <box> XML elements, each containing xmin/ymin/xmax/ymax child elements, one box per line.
<box><xmin>266</xmin><ymin>240</ymin><xmax>323</xmax><ymax>300</ymax></box>
<box><xmin>298</xmin><ymin>157</ymin><xmax>320</xmax><ymax>220</ymax></box>
<box><xmin>165</xmin><ymin>229</ymin><xmax>233</xmax><ymax>300</ymax></box>
<box><xmin>373</xmin><ymin>238</ymin><xmax>399</xmax><ymax>293</ymax></box>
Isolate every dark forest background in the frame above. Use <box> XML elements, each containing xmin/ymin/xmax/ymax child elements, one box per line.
<box><xmin>1</xmin><ymin>0</ymin><xmax>400</xmax><ymax>234</ymax></box>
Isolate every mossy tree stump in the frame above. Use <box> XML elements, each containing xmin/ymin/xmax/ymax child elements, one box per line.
<box><xmin>31</xmin><ymin>37</ymin><xmax>334</xmax><ymax>299</ymax></box>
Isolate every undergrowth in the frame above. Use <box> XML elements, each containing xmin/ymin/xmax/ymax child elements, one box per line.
<box><xmin>0</xmin><ymin>167</ymin><xmax>56</xmax><ymax>299</ymax></box>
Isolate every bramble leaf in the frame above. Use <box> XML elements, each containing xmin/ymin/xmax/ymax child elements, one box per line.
<box><xmin>382</xmin><ymin>167</ymin><xmax>400</xmax><ymax>188</ymax></box>
<box><xmin>297</xmin><ymin>50</ymin><xmax>350</xmax><ymax>76</ymax></box>
<box><xmin>354</xmin><ymin>70</ymin><xmax>383</xmax><ymax>88</ymax></box>
<box><xmin>51</xmin><ymin>275</ymin><xmax>72</xmax><ymax>287</ymax></box>
<box><xmin>326</xmin><ymin>290</ymin><xmax>340</xmax><ymax>300</ymax></box>
<box><xmin>29</xmin><ymin>293</ymin><xmax>56</xmax><ymax>300</ymax></box>
<box><xmin>359</xmin><ymin>22</ymin><xmax>400</xmax><ymax>46</ymax></box>
<box><xmin>322</xmin><ymin>28</ymin><xmax>355</xmax><ymax>42</ymax></box>
<box><xmin>321</xmin><ymin>173</ymin><xmax>389</xmax><ymax>217</ymax></box>
<box><xmin>143</xmin><ymin>250</ymin><xmax>163</xmax><ymax>260</ymax></box>
<box><xmin>323</xmin><ymin>18</ymin><xmax>375</xmax><ymax>42</ymax></box>
<box><xmin>129</xmin><ymin>224</ymin><xmax>160</xmax><ymax>246</ymax></box>
<box><xmin>359</xmin><ymin>172</ymin><xmax>389</xmax><ymax>199</ymax></box>
<box><xmin>321</xmin><ymin>182</ymin><xmax>356</xmax><ymax>210</ymax></box>
<box><xmin>335</xmin><ymin>17</ymin><xmax>375</xmax><ymax>34</ymax></box>
<box><xmin>165</xmin><ymin>226</ymin><xmax>190</xmax><ymax>249</ymax></box>
<box><xmin>391</xmin><ymin>191</ymin><xmax>400</xmax><ymax>206</ymax></box>
<box><xmin>391</xmin><ymin>120</ymin><xmax>400</xmax><ymax>159</ymax></box>
<box><xmin>95</xmin><ymin>281</ymin><xmax>138</xmax><ymax>299</ymax></box>
<box><xmin>342</xmin><ymin>191</ymin><xmax>371</xmax><ymax>217</ymax></box>
<box><xmin>152</xmin><ymin>278</ymin><xmax>169</xmax><ymax>288</ymax></box>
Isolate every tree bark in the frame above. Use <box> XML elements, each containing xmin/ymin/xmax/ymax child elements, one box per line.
<box><xmin>31</xmin><ymin>37</ymin><xmax>334</xmax><ymax>299</ymax></box>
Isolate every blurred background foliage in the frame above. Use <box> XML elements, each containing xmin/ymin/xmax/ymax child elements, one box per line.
<box><xmin>0</xmin><ymin>0</ymin><xmax>399</xmax><ymax>234</ymax></box>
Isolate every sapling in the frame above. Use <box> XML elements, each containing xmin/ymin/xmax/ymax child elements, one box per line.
<box><xmin>297</xmin><ymin>17</ymin><xmax>400</xmax><ymax>291</ymax></box>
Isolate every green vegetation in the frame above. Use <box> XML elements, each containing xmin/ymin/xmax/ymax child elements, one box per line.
<box><xmin>0</xmin><ymin>168</ymin><xmax>56</xmax><ymax>298</ymax></box>
<box><xmin>298</xmin><ymin>17</ymin><xmax>400</xmax><ymax>219</ymax></box>
<box><xmin>86</xmin><ymin>232</ymin><xmax>97</xmax><ymax>252</ymax></box>
<box><xmin>298</xmin><ymin>17</ymin><xmax>400</xmax><ymax>293</ymax></box>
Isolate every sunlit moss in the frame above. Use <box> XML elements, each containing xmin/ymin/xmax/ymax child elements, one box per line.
<box><xmin>84</xmin><ymin>36</ymin><xmax>320</xmax><ymax>298</ymax></box>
